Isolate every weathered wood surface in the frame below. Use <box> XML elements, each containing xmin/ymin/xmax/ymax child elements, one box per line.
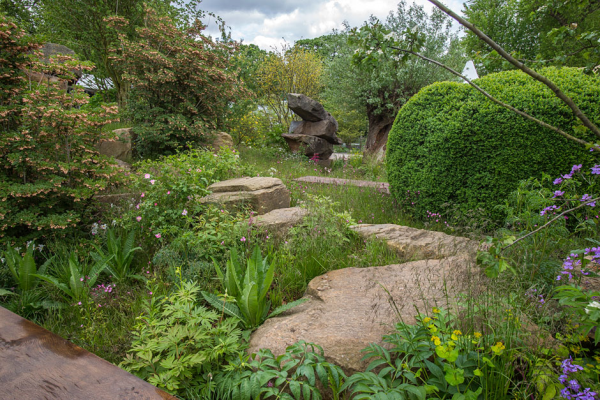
<box><xmin>294</xmin><ymin>176</ymin><xmax>390</xmax><ymax>194</ymax></box>
<box><xmin>0</xmin><ymin>306</ymin><xmax>175</xmax><ymax>400</ymax></box>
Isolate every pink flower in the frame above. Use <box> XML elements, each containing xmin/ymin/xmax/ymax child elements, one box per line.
<box><xmin>221</xmin><ymin>241</ymin><xmax>224</xmax><ymax>245</ymax></box>
<box><xmin>136</xmin><ymin>216</ymin><xmax>142</xmax><ymax>222</ymax></box>
<box><xmin>141</xmin><ymin>193</ymin><xmax>145</xmax><ymax>197</ymax></box>
<box><xmin>144</xmin><ymin>174</ymin><xmax>150</xmax><ymax>179</ymax></box>
<box><xmin>154</xmin><ymin>203</ymin><xmax>157</xmax><ymax>206</ymax></box>
<box><xmin>182</xmin><ymin>209</ymin><xmax>188</xmax><ymax>216</ymax></box>
<box><xmin>167</xmin><ymin>191</ymin><xmax>170</xmax><ymax>195</ymax></box>
<box><xmin>149</xmin><ymin>292</ymin><xmax>153</xmax><ymax>295</ymax></box>
<box><xmin>155</xmin><ymin>233</ymin><xmax>161</xmax><ymax>239</ymax></box>
<box><xmin>240</xmin><ymin>237</ymin><xmax>246</xmax><ymax>242</ymax></box>
<box><xmin>150</xmin><ymin>179</ymin><xmax>156</xmax><ymax>185</ymax></box>
<box><xmin>78</xmin><ymin>301</ymin><xmax>82</xmax><ymax>305</ymax></box>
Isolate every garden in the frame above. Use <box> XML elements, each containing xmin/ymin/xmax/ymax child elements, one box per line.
<box><xmin>2</xmin><ymin>0</ymin><xmax>600</xmax><ymax>399</ymax></box>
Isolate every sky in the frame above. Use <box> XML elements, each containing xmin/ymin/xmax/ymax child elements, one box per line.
<box><xmin>200</xmin><ymin>0</ymin><xmax>466</xmax><ymax>50</ymax></box>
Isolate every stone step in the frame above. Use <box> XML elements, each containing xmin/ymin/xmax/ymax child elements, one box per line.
<box><xmin>294</xmin><ymin>176</ymin><xmax>390</xmax><ymax>194</ymax></box>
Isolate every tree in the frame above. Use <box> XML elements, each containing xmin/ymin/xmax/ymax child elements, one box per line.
<box><xmin>0</xmin><ymin>0</ymin><xmax>40</xmax><ymax>34</ymax></box>
<box><xmin>463</xmin><ymin>0</ymin><xmax>600</xmax><ymax>75</ymax></box>
<box><xmin>325</xmin><ymin>1</ymin><xmax>464</xmax><ymax>158</ymax></box>
<box><xmin>110</xmin><ymin>7</ymin><xmax>250</xmax><ymax>157</ymax></box>
<box><xmin>255</xmin><ymin>44</ymin><xmax>323</xmax><ymax>127</ymax></box>
<box><xmin>0</xmin><ymin>15</ymin><xmax>119</xmax><ymax>243</ymax></box>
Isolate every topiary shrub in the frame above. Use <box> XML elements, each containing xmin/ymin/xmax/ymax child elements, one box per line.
<box><xmin>386</xmin><ymin>67</ymin><xmax>600</xmax><ymax>221</ymax></box>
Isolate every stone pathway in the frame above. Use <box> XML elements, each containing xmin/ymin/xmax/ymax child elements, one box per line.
<box><xmin>294</xmin><ymin>176</ymin><xmax>390</xmax><ymax>194</ymax></box>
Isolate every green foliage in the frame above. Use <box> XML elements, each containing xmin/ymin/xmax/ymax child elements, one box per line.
<box><xmin>3</xmin><ymin>243</ymin><xmax>51</xmax><ymax>292</ymax></box>
<box><xmin>342</xmin><ymin>308</ymin><xmax>533</xmax><ymax>399</ymax></box>
<box><xmin>90</xmin><ymin>228</ymin><xmax>141</xmax><ymax>284</ymax></box>
<box><xmin>116</xmin><ymin>147</ymin><xmax>251</xmax><ymax>242</ymax></box>
<box><xmin>35</xmin><ymin>251</ymin><xmax>108</xmax><ymax>303</ymax></box>
<box><xmin>462</xmin><ymin>0</ymin><xmax>600</xmax><ymax>75</ymax></box>
<box><xmin>110</xmin><ymin>7</ymin><xmax>249</xmax><ymax>156</ymax></box>
<box><xmin>216</xmin><ymin>341</ymin><xmax>346</xmax><ymax>400</ymax></box>
<box><xmin>120</xmin><ymin>280</ymin><xmax>245</xmax><ymax>396</ymax></box>
<box><xmin>202</xmin><ymin>246</ymin><xmax>307</xmax><ymax>329</ymax></box>
<box><xmin>0</xmin><ymin>15</ymin><xmax>119</xmax><ymax>243</ymax></box>
<box><xmin>323</xmin><ymin>1</ymin><xmax>464</xmax><ymax>140</ymax></box>
<box><xmin>387</xmin><ymin>67</ymin><xmax>600</xmax><ymax>221</ymax></box>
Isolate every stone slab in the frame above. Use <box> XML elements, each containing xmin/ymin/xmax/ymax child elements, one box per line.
<box><xmin>350</xmin><ymin>224</ymin><xmax>477</xmax><ymax>260</ymax></box>
<box><xmin>251</xmin><ymin>207</ymin><xmax>309</xmax><ymax>238</ymax></box>
<box><xmin>294</xmin><ymin>176</ymin><xmax>390</xmax><ymax>194</ymax></box>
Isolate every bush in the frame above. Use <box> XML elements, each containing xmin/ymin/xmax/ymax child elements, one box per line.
<box><xmin>0</xmin><ymin>15</ymin><xmax>119</xmax><ymax>243</ymax></box>
<box><xmin>109</xmin><ymin>7</ymin><xmax>249</xmax><ymax>157</ymax></box>
<box><xmin>387</xmin><ymin>67</ymin><xmax>600</xmax><ymax>221</ymax></box>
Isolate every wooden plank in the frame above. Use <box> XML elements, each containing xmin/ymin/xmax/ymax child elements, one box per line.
<box><xmin>0</xmin><ymin>306</ymin><xmax>176</xmax><ymax>400</ymax></box>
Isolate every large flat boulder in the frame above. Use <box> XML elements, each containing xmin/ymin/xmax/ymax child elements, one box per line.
<box><xmin>248</xmin><ymin>256</ymin><xmax>476</xmax><ymax>375</ymax></box>
<box><xmin>282</xmin><ymin>134</ymin><xmax>333</xmax><ymax>160</ymax></box>
<box><xmin>200</xmin><ymin>177</ymin><xmax>290</xmax><ymax>214</ymax></box>
<box><xmin>350</xmin><ymin>224</ymin><xmax>477</xmax><ymax>260</ymax></box>
<box><xmin>251</xmin><ymin>207</ymin><xmax>308</xmax><ymax>238</ymax></box>
<box><xmin>287</xmin><ymin>93</ymin><xmax>328</xmax><ymax>122</ymax></box>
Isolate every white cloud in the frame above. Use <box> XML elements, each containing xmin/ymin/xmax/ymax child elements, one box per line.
<box><xmin>203</xmin><ymin>0</ymin><xmax>466</xmax><ymax>50</ymax></box>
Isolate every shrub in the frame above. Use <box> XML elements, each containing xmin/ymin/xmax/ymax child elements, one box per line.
<box><xmin>0</xmin><ymin>15</ymin><xmax>119</xmax><ymax>243</ymax></box>
<box><xmin>387</xmin><ymin>67</ymin><xmax>600</xmax><ymax>221</ymax></box>
<box><xmin>109</xmin><ymin>7</ymin><xmax>250</xmax><ymax>157</ymax></box>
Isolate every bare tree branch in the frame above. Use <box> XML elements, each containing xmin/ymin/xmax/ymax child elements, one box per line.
<box><xmin>501</xmin><ymin>196</ymin><xmax>600</xmax><ymax>251</ymax></box>
<box><xmin>428</xmin><ymin>0</ymin><xmax>600</xmax><ymax>140</ymax></box>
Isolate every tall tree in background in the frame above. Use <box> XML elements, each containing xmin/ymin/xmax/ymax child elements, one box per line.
<box><xmin>255</xmin><ymin>45</ymin><xmax>323</xmax><ymax>127</ymax></box>
<box><xmin>0</xmin><ymin>0</ymin><xmax>40</xmax><ymax>34</ymax></box>
<box><xmin>324</xmin><ymin>1</ymin><xmax>464</xmax><ymax>158</ymax></box>
<box><xmin>463</xmin><ymin>0</ymin><xmax>600</xmax><ymax>75</ymax></box>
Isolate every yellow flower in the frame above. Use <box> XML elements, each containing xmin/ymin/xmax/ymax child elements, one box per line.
<box><xmin>453</xmin><ymin>330</ymin><xmax>462</xmax><ymax>336</ymax></box>
<box><xmin>474</xmin><ymin>332</ymin><xmax>482</xmax><ymax>338</ymax></box>
<box><xmin>451</xmin><ymin>334</ymin><xmax>459</xmax><ymax>341</ymax></box>
<box><xmin>422</xmin><ymin>317</ymin><xmax>432</xmax><ymax>323</ymax></box>
<box><xmin>433</xmin><ymin>308</ymin><xmax>441</xmax><ymax>314</ymax></box>
<box><xmin>491</xmin><ymin>342</ymin><xmax>505</xmax><ymax>355</ymax></box>
<box><xmin>431</xmin><ymin>335</ymin><xmax>441</xmax><ymax>346</ymax></box>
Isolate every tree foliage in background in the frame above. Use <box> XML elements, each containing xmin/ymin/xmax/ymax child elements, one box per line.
<box><xmin>0</xmin><ymin>15</ymin><xmax>119</xmax><ymax>243</ymax></box>
<box><xmin>324</xmin><ymin>1</ymin><xmax>464</xmax><ymax>155</ymax></box>
<box><xmin>109</xmin><ymin>7</ymin><xmax>249</xmax><ymax>157</ymax></box>
<box><xmin>255</xmin><ymin>44</ymin><xmax>323</xmax><ymax>127</ymax></box>
<box><xmin>0</xmin><ymin>0</ymin><xmax>40</xmax><ymax>34</ymax></box>
<box><xmin>463</xmin><ymin>0</ymin><xmax>600</xmax><ymax>75</ymax></box>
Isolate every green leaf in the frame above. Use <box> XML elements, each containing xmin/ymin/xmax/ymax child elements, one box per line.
<box><xmin>0</xmin><ymin>289</ymin><xmax>16</xmax><ymax>296</ymax></box>
<box><xmin>269</xmin><ymin>298</ymin><xmax>308</xmax><ymax>318</ymax></box>
<box><xmin>201</xmin><ymin>291</ymin><xmax>244</xmax><ymax>321</ymax></box>
<box><xmin>289</xmin><ymin>380</ymin><xmax>301</xmax><ymax>400</ymax></box>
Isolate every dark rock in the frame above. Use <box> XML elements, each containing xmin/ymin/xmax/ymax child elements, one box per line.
<box><xmin>287</xmin><ymin>93</ymin><xmax>328</xmax><ymax>122</ymax></box>
<box><xmin>292</xmin><ymin>115</ymin><xmax>342</xmax><ymax>145</ymax></box>
<box><xmin>282</xmin><ymin>134</ymin><xmax>333</xmax><ymax>160</ymax></box>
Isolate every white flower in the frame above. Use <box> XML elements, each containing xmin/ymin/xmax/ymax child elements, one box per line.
<box><xmin>37</xmin><ymin>244</ymin><xmax>44</xmax><ymax>252</ymax></box>
<box><xmin>585</xmin><ymin>301</ymin><xmax>600</xmax><ymax>314</ymax></box>
<box><xmin>100</xmin><ymin>224</ymin><xmax>107</xmax><ymax>230</ymax></box>
<box><xmin>112</xmin><ymin>220</ymin><xmax>117</xmax><ymax>226</ymax></box>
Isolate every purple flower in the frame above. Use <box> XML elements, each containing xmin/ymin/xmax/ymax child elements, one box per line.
<box><xmin>561</xmin><ymin>357</ymin><xmax>584</xmax><ymax>374</ymax></box>
<box><xmin>571</xmin><ymin>164</ymin><xmax>583</xmax><ymax>173</ymax></box>
<box><xmin>591</xmin><ymin>165</ymin><xmax>600</xmax><ymax>175</ymax></box>
<box><xmin>569</xmin><ymin>380</ymin><xmax>581</xmax><ymax>392</ymax></box>
<box><xmin>563</xmin><ymin>173</ymin><xmax>573</xmax><ymax>180</ymax></box>
<box><xmin>581</xmin><ymin>194</ymin><xmax>596</xmax><ymax>207</ymax></box>
<box><xmin>554</xmin><ymin>177</ymin><xmax>563</xmax><ymax>185</ymax></box>
<box><xmin>553</xmin><ymin>190</ymin><xmax>565</xmax><ymax>198</ymax></box>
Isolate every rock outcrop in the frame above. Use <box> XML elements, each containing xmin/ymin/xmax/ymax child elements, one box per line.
<box><xmin>249</xmin><ymin>256</ymin><xmax>478</xmax><ymax>375</ymax></box>
<box><xmin>209</xmin><ymin>132</ymin><xmax>234</xmax><ymax>153</ymax></box>
<box><xmin>284</xmin><ymin>94</ymin><xmax>343</xmax><ymax>161</ymax></box>
<box><xmin>199</xmin><ymin>177</ymin><xmax>290</xmax><ymax>214</ymax></box>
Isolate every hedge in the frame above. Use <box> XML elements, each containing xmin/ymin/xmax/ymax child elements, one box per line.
<box><xmin>386</xmin><ymin>67</ymin><xmax>600</xmax><ymax>221</ymax></box>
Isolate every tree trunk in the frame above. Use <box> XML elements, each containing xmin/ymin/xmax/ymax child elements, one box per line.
<box><xmin>364</xmin><ymin>106</ymin><xmax>394</xmax><ymax>160</ymax></box>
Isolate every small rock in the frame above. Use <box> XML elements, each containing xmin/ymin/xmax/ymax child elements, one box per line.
<box><xmin>209</xmin><ymin>132</ymin><xmax>234</xmax><ymax>153</ymax></box>
<box><xmin>282</xmin><ymin>134</ymin><xmax>333</xmax><ymax>160</ymax></box>
<box><xmin>96</xmin><ymin>128</ymin><xmax>132</xmax><ymax>162</ymax></box>
<box><xmin>251</xmin><ymin>207</ymin><xmax>308</xmax><ymax>238</ymax></box>
<box><xmin>200</xmin><ymin>177</ymin><xmax>290</xmax><ymax>214</ymax></box>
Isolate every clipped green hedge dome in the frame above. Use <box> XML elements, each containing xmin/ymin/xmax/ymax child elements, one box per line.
<box><xmin>386</xmin><ymin>67</ymin><xmax>600</xmax><ymax>220</ymax></box>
